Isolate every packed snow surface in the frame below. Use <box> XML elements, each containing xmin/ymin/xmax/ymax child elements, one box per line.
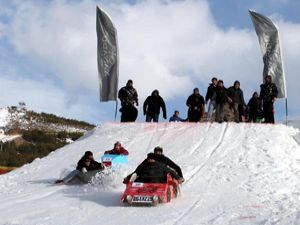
<box><xmin>0</xmin><ymin>123</ymin><xmax>300</xmax><ymax>225</ymax></box>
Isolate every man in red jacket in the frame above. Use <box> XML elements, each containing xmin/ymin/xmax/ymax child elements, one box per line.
<box><xmin>104</xmin><ymin>141</ymin><xmax>129</xmax><ymax>155</ymax></box>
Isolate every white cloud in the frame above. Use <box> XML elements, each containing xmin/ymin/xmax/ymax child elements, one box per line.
<box><xmin>1</xmin><ymin>0</ymin><xmax>300</xmax><ymax>121</ymax></box>
<box><xmin>0</xmin><ymin>76</ymin><xmax>104</xmax><ymax>124</ymax></box>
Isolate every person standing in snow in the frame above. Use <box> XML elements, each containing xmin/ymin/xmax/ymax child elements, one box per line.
<box><xmin>55</xmin><ymin>151</ymin><xmax>104</xmax><ymax>185</ymax></box>
<box><xmin>259</xmin><ymin>75</ymin><xmax>278</xmax><ymax>124</ymax></box>
<box><xmin>143</xmin><ymin>90</ymin><xmax>167</xmax><ymax>122</ymax></box>
<box><xmin>215</xmin><ymin>80</ymin><xmax>230</xmax><ymax>123</ymax></box>
<box><xmin>186</xmin><ymin>88</ymin><xmax>205</xmax><ymax>122</ymax></box>
<box><xmin>118</xmin><ymin>79</ymin><xmax>139</xmax><ymax>122</ymax></box>
<box><xmin>227</xmin><ymin>80</ymin><xmax>246</xmax><ymax>122</ymax></box>
<box><xmin>247</xmin><ymin>91</ymin><xmax>263</xmax><ymax>122</ymax></box>
<box><xmin>205</xmin><ymin>77</ymin><xmax>218</xmax><ymax>122</ymax></box>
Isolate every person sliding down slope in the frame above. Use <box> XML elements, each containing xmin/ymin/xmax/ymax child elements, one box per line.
<box><xmin>55</xmin><ymin>151</ymin><xmax>104</xmax><ymax>185</ymax></box>
<box><xmin>104</xmin><ymin>141</ymin><xmax>129</xmax><ymax>155</ymax></box>
<box><xmin>124</xmin><ymin>153</ymin><xmax>183</xmax><ymax>184</ymax></box>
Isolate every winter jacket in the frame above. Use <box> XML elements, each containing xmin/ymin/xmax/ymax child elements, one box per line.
<box><xmin>139</xmin><ymin>154</ymin><xmax>183</xmax><ymax>178</ymax></box>
<box><xmin>169</xmin><ymin>115</ymin><xmax>186</xmax><ymax>122</ymax></box>
<box><xmin>215</xmin><ymin>86</ymin><xmax>228</xmax><ymax>104</ymax></box>
<box><xmin>134</xmin><ymin>160</ymin><xmax>180</xmax><ymax>183</ymax></box>
<box><xmin>143</xmin><ymin>93</ymin><xmax>167</xmax><ymax>118</ymax></box>
<box><xmin>155</xmin><ymin>154</ymin><xmax>183</xmax><ymax>178</ymax></box>
<box><xmin>76</xmin><ymin>157</ymin><xmax>104</xmax><ymax>172</ymax></box>
<box><xmin>104</xmin><ymin>147</ymin><xmax>129</xmax><ymax>155</ymax></box>
<box><xmin>118</xmin><ymin>86</ymin><xmax>138</xmax><ymax>107</ymax></box>
<box><xmin>205</xmin><ymin>84</ymin><xmax>217</xmax><ymax>102</ymax></box>
<box><xmin>186</xmin><ymin>94</ymin><xmax>205</xmax><ymax>112</ymax></box>
<box><xmin>227</xmin><ymin>86</ymin><xmax>246</xmax><ymax>106</ymax></box>
<box><xmin>247</xmin><ymin>96</ymin><xmax>262</xmax><ymax>118</ymax></box>
<box><xmin>260</xmin><ymin>83</ymin><xmax>278</xmax><ymax>103</ymax></box>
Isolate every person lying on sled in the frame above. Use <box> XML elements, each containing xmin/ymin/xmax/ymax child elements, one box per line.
<box><xmin>104</xmin><ymin>141</ymin><xmax>129</xmax><ymax>155</ymax></box>
<box><xmin>55</xmin><ymin>151</ymin><xmax>104</xmax><ymax>184</ymax></box>
<box><xmin>124</xmin><ymin>153</ymin><xmax>184</xmax><ymax>184</ymax></box>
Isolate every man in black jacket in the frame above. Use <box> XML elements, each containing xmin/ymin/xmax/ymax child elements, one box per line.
<box><xmin>205</xmin><ymin>77</ymin><xmax>218</xmax><ymax>122</ymax></box>
<box><xmin>215</xmin><ymin>80</ymin><xmax>229</xmax><ymax>123</ymax></box>
<box><xmin>55</xmin><ymin>151</ymin><xmax>104</xmax><ymax>184</ymax></box>
<box><xmin>76</xmin><ymin>151</ymin><xmax>104</xmax><ymax>171</ymax></box>
<box><xmin>123</xmin><ymin>147</ymin><xmax>184</xmax><ymax>183</ymax></box>
<box><xmin>153</xmin><ymin>147</ymin><xmax>184</xmax><ymax>179</ymax></box>
<box><xmin>118</xmin><ymin>80</ymin><xmax>139</xmax><ymax>122</ymax></box>
<box><xmin>247</xmin><ymin>91</ymin><xmax>263</xmax><ymax>122</ymax></box>
<box><xmin>143</xmin><ymin>90</ymin><xmax>167</xmax><ymax>122</ymax></box>
<box><xmin>260</xmin><ymin>75</ymin><xmax>278</xmax><ymax>123</ymax></box>
<box><xmin>129</xmin><ymin>153</ymin><xmax>183</xmax><ymax>184</ymax></box>
<box><xmin>227</xmin><ymin>80</ymin><xmax>246</xmax><ymax>122</ymax></box>
<box><xmin>186</xmin><ymin>88</ymin><xmax>205</xmax><ymax>122</ymax></box>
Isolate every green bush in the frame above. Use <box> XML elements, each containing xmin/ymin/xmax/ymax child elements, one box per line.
<box><xmin>0</xmin><ymin>129</ymin><xmax>84</xmax><ymax>167</ymax></box>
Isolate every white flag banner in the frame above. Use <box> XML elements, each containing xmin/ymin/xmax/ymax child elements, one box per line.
<box><xmin>249</xmin><ymin>10</ymin><xmax>287</xmax><ymax>98</ymax></box>
<box><xmin>96</xmin><ymin>6</ymin><xmax>119</xmax><ymax>102</ymax></box>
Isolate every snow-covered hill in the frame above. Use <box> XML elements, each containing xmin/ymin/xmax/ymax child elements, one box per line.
<box><xmin>0</xmin><ymin>123</ymin><xmax>299</xmax><ymax>225</ymax></box>
<box><xmin>0</xmin><ymin>106</ymin><xmax>94</xmax><ymax>144</ymax></box>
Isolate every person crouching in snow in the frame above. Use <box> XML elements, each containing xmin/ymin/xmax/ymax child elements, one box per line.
<box><xmin>104</xmin><ymin>141</ymin><xmax>129</xmax><ymax>155</ymax></box>
<box><xmin>55</xmin><ymin>151</ymin><xmax>104</xmax><ymax>185</ymax></box>
<box><xmin>169</xmin><ymin>110</ymin><xmax>186</xmax><ymax>122</ymax></box>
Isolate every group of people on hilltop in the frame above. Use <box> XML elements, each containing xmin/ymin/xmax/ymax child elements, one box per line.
<box><xmin>201</xmin><ymin>75</ymin><xmax>278</xmax><ymax>123</ymax></box>
<box><xmin>55</xmin><ymin>143</ymin><xmax>184</xmax><ymax>186</ymax></box>
<box><xmin>118</xmin><ymin>75</ymin><xmax>278</xmax><ymax>124</ymax></box>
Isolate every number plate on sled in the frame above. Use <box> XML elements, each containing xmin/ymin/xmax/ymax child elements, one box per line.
<box><xmin>132</xmin><ymin>196</ymin><xmax>153</xmax><ymax>203</ymax></box>
<box><xmin>132</xmin><ymin>182</ymin><xmax>144</xmax><ymax>187</ymax></box>
<box><xmin>102</xmin><ymin>157</ymin><xmax>112</xmax><ymax>162</ymax></box>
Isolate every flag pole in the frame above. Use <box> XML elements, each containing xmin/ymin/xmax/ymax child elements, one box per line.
<box><xmin>115</xmin><ymin>100</ymin><xmax>118</xmax><ymax>121</ymax></box>
<box><xmin>285</xmin><ymin>98</ymin><xmax>288</xmax><ymax>125</ymax></box>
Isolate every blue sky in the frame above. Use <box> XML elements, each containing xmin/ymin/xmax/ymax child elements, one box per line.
<box><xmin>0</xmin><ymin>0</ymin><xmax>299</xmax><ymax>124</ymax></box>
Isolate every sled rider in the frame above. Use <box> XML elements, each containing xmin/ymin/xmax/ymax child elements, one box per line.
<box><xmin>55</xmin><ymin>151</ymin><xmax>104</xmax><ymax>185</ymax></box>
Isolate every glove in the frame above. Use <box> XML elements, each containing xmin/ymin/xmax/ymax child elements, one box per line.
<box><xmin>143</xmin><ymin>111</ymin><xmax>146</xmax><ymax>115</ymax></box>
<box><xmin>163</xmin><ymin>114</ymin><xmax>167</xmax><ymax>119</ymax></box>
<box><xmin>123</xmin><ymin>177</ymin><xmax>130</xmax><ymax>184</ymax></box>
<box><xmin>136</xmin><ymin>101</ymin><xmax>139</xmax><ymax>106</ymax></box>
<box><xmin>178</xmin><ymin>177</ymin><xmax>185</xmax><ymax>184</ymax></box>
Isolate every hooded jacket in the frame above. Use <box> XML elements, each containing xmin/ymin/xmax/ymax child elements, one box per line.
<box><xmin>143</xmin><ymin>90</ymin><xmax>167</xmax><ymax>117</ymax></box>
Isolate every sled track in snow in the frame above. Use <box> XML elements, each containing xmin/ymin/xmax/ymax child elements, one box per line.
<box><xmin>187</xmin><ymin>122</ymin><xmax>212</xmax><ymax>155</ymax></box>
<box><xmin>172</xmin><ymin>123</ymin><xmax>229</xmax><ymax>225</ymax></box>
<box><xmin>185</xmin><ymin>123</ymin><xmax>229</xmax><ymax>185</ymax></box>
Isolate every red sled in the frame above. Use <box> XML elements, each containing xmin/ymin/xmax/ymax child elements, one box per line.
<box><xmin>121</xmin><ymin>173</ymin><xmax>179</xmax><ymax>206</ymax></box>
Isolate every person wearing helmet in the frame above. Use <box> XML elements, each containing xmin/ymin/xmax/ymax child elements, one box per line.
<box><xmin>259</xmin><ymin>75</ymin><xmax>278</xmax><ymax>123</ymax></box>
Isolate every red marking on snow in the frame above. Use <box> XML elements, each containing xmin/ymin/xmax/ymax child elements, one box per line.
<box><xmin>238</xmin><ymin>215</ymin><xmax>256</xmax><ymax>220</ymax></box>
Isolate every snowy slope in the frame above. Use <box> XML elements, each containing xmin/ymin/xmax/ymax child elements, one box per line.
<box><xmin>0</xmin><ymin>123</ymin><xmax>300</xmax><ymax>225</ymax></box>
